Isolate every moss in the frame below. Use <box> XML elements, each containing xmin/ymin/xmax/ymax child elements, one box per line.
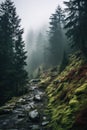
<box><xmin>69</xmin><ymin>98</ymin><xmax>79</xmax><ymax>110</ymax></box>
<box><xmin>41</xmin><ymin>53</ymin><xmax>87</xmax><ymax>130</ymax></box>
<box><xmin>75</xmin><ymin>83</ymin><xmax>87</xmax><ymax>95</ymax></box>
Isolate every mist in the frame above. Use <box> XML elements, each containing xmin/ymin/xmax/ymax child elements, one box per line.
<box><xmin>26</xmin><ymin>25</ymin><xmax>49</xmax><ymax>78</ymax></box>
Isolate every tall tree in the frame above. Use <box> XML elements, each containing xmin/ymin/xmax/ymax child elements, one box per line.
<box><xmin>0</xmin><ymin>0</ymin><xmax>28</xmax><ymax>104</ymax></box>
<box><xmin>48</xmin><ymin>5</ymin><xmax>65</xmax><ymax>65</ymax></box>
<box><xmin>64</xmin><ymin>0</ymin><xmax>87</xmax><ymax>56</ymax></box>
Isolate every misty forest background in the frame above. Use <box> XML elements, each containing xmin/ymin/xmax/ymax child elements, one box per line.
<box><xmin>0</xmin><ymin>0</ymin><xmax>87</xmax><ymax>105</ymax></box>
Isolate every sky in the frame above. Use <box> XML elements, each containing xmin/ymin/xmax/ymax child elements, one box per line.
<box><xmin>0</xmin><ymin>0</ymin><xmax>64</xmax><ymax>39</ymax></box>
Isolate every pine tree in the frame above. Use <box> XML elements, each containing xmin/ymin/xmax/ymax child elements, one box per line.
<box><xmin>64</xmin><ymin>0</ymin><xmax>87</xmax><ymax>56</ymax></box>
<box><xmin>13</xmin><ymin>30</ymin><xmax>28</xmax><ymax>95</ymax></box>
<box><xmin>0</xmin><ymin>0</ymin><xmax>28</xmax><ymax>104</ymax></box>
<box><xmin>48</xmin><ymin>5</ymin><xmax>65</xmax><ymax>65</ymax></box>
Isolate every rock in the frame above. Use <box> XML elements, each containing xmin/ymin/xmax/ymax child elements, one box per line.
<box><xmin>18</xmin><ymin>114</ymin><xmax>25</xmax><ymax>118</ymax></box>
<box><xmin>29</xmin><ymin>109</ymin><xmax>40</xmax><ymax>121</ymax></box>
<box><xmin>31</xmin><ymin>125</ymin><xmax>40</xmax><ymax>130</ymax></box>
<box><xmin>30</xmin><ymin>79</ymin><xmax>41</xmax><ymax>84</ymax></box>
<box><xmin>34</xmin><ymin>95</ymin><xmax>41</xmax><ymax>101</ymax></box>
<box><xmin>17</xmin><ymin>98</ymin><xmax>25</xmax><ymax>104</ymax></box>
<box><xmin>28</xmin><ymin>96</ymin><xmax>34</xmax><ymax>101</ymax></box>
<box><xmin>29</xmin><ymin>102</ymin><xmax>35</xmax><ymax>109</ymax></box>
<box><xmin>3</xmin><ymin>121</ymin><xmax>7</xmax><ymax>125</ymax></box>
<box><xmin>43</xmin><ymin>116</ymin><xmax>47</xmax><ymax>120</ymax></box>
<box><xmin>42</xmin><ymin>121</ymin><xmax>49</xmax><ymax>126</ymax></box>
<box><xmin>23</xmin><ymin>104</ymin><xmax>31</xmax><ymax>111</ymax></box>
<box><xmin>29</xmin><ymin>86</ymin><xmax>37</xmax><ymax>91</ymax></box>
<box><xmin>13</xmin><ymin>108</ymin><xmax>23</xmax><ymax>114</ymax></box>
<box><xmin>0</xmin><ymin>108</ymin><xmax>12</xmax><ymax>115</ymax></box>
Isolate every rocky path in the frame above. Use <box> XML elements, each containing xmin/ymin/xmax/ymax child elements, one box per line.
<box><xmin>0</xmin><ymin>85</ymin><xmax>49</xmax><ymax>130</ymax></box>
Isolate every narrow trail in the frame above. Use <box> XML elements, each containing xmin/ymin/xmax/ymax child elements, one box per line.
<box><xmin>0</xmin><ymin>84</ymin><xmax>49</xmax><ymax>130</ymax></box>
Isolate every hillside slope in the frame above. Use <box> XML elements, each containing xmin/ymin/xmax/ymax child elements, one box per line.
<box><xmin>39</xmin><ymin>52</ymin><xmax>87</xmax><ymax>130</ymax></box>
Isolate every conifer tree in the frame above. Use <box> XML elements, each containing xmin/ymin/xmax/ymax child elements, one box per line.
<box><xmin>64</xmin><ymin>0</ymin><xmax>87</xmax><ymax>56</ymax></box>
<box><xmin>48</xmin><ymin>5</ymin><xmax>65</xmax><ymax>65</ymax></box>
<box><xmin>0</xmin><ymin>0</ymin><xmax>28</xmax><ymax>104</ymax></box>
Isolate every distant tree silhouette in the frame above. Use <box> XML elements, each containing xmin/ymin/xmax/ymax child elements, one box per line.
<box><xmin>48</xmin><ymin>5</ymin><xmax>65</xmax><ymax>65</ymax></box>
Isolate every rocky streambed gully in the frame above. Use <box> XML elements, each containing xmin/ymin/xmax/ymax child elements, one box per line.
<box><xmin>0</xmin><ymin>84</ymin><xmax>49</xmax><ymax>130</ymax></box>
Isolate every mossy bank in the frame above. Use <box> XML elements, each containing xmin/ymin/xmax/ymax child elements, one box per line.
<box><xmin>39</xmin><ymin>53</ymin><xmax>87</xmax><ymax>130</ymax></box>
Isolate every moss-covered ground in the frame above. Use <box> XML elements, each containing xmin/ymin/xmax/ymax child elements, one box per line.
<box><xmin>39</xmin><ymin>53</ymin><xmax>87</xmax><ymax>130</ymax></box>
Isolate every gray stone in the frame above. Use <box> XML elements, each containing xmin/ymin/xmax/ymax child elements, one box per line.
<box><xmin>23</xmin><ymin>105</ymin><xmax>31</xmax><ymax>111</ymax></box>
<box><xmin>18</xmin><ymin>114</ymin><xmax>25</xmax><ymax>118</ymax></box>
<box><xmin>34</xmin><ymin>95</ymin><xmax>41</xmax><ymax>101</ymax></box>
<box><xmin>29</xmin><ymin>102</ymin><xmax>35</xmax><ymax>109</ymax></box>
<box><xmin>42</xmin><ymin>121</ymin><xmax>49</xmax><ymax>126</ymax></box>
<box><xmin>43</xmin><ymin>116</ymin><xmax>47</xmax><ymax>120</ymax></box>
<box><xmin>29</xmin><ymin>109</ymin><xmax>40</xmax><ymax>121</ymax></box>
<box><xmin>17</xmin><ymin>98</ymin><xmax>25</xmax><ymax>104</ymax></box>
<box><xmin>31</xmin><ymin>125</ymin><xmax>40</xmax><ymax>130</ymax></box>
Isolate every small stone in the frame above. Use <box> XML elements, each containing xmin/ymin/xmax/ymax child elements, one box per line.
<box><xmin>18</xmin><ymin>114</ymin><xmax>25</xmax><ymax>118</ymax></box>
<box><xmin>29</xmin><ymin>102</ymin><xmax>35</xmax><ymax>109</ymax></box>
<box><xmin>42</xmin><ymin>121</ymin><xmax>49</xmax><ymax>126</ymax></box>
<box><xmin>17</xmin><ymin>98</ymin><xmax>25</xmax><ymax>104</ymax></box>
<box><xmin>43</xmin><ymin>116</ymin><xmax>47</xmax><ymax>120</ymax></box>
<box><xmin>34</xmin><ymin>95</ymin><xmax>41</xmax><ymax>101</ymax></box>
<box><xmin>31</xmin><ymin>125</ymin><xmax>39</xmax><ymax>130</ymax></box>
<box><xmin>3</xmin><ymin>121</ymin><xmax>7</xmax><ymax>125</ymax></box>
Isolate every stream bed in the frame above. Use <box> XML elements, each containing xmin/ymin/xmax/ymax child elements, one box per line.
<box><xmin>0</xmin><ymin>85</ymin><xmax>49</xmax><ymax>130</ymax></box>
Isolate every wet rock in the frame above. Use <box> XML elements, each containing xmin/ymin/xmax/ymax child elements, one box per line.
<box><xmin>17</xmin><ymin>98</ymin><xmax>26</xmax><ymax>104</ymax></box>
<box><xmin>34</xmin><ymin>95</ymin><xmax>41</xmax><ymax>101</ymax></box>
<box><xmin>18</xmin><ymin>114</ymin><xmax>25</xmax><ymax>118</ymax></box>
<box><xmin>0</xmin><ymin>108</ymin><xmax>12</xmax><ymax>115</ymax></box>
<box><xmin>31</xmin><ymin>125</ymin><xmax>40</xmax><ymax>130</ymax></box>
<box><xmin>23</xmin><ymin>104</ymin><xmax>31</xmax><ymax>111</ymax></box>
<box><xmin>29</xmin><ymin>86</ymin><xmax>37</xmax><ymax>91</ymax></box>
<box><xmin>29</xmin><ymin>109</ymin><xmax>40</xmax><ymax>121</ymax></box>
<box><xmin>42</xmin><ymin>121</ymin><xmax>49</xmax><ymax>126</ymax></box>
<box><xmin>2</xmin><ymin>121</ymin><xmax>7</xmax><ymax>125</ymax></box>
<box><xmin>29</xmin><ymin>96</ymin><xmax>34</xmax><ymax>101</ymax></box>
<box><xmin>30</xmin><ymin>79</ymin><xmax>41</xmax><ymax>84</ymax></box>
<box><xmin>29</xmin><ymin>102</ymin><xmax>36</xmax><ymax>109</ymax></box>
<box><xmin>13</xmin><ymin>108</ymin><xmax>23</xmax><ymax>114</ymax></box>
<box><xmin>43</xmin><ymin>116</ymin><xmax>47</xmax><ymax>120</ymax></box>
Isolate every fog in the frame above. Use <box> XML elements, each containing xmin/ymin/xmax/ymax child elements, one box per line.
<box><xmin>12</xmin><ymin>0</ymin><xmax>64</xmax><ymax>39</ymax></box>
<box><xmin>0</xmin><ymin>0</ymin><xmax>69</xmax><ymax>78</ymax></box>
<box><xmin>0</xmin><ymin>0</ymin><xmax>65</xmax><ymax>39</ymax></box>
